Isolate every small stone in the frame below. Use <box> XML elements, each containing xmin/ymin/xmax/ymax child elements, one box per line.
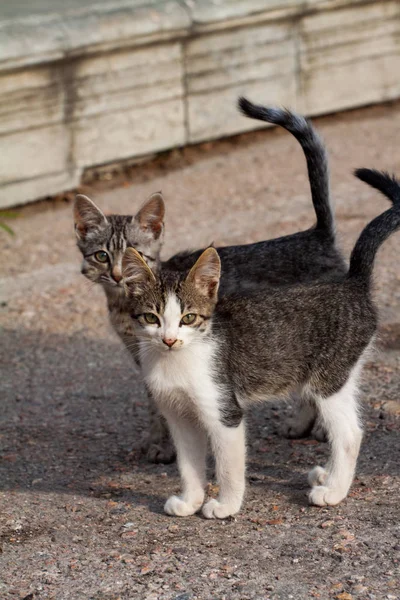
<box><xmin>140</xmin><ymin>564</ymin><xmax>153</xmax><ymax>575</ymax></box>
<box><xmin>353</xmin><ymin>585</ymin><xmax>368</xmax><ymax>594</ymax></box>
<box><xmin>320</xmin><ymin>520</ymin><xmax>334</xmax><ymax>529</ymax></box>
<box><xmin>382</xmin><ymin>400</ymin><xmax>400</xmax><ymax>416</ymax></box>
<box><xmin>121</xmin><ymin>531</ymin><xmax>137</xmax><ymax>539</ymax></box>
<box><xmin>336</xmin><ymin>593</ymin><xmax>353</xmax><ymax>600</ymax></box>
<box><xmin>266</xmin><ymin>519</ymin><xmax>284</xmax><ymax>526</ymax></box>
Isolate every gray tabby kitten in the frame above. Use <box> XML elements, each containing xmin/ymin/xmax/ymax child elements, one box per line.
<box><xmin>74</xmin><ymin>190</ymin><xmax>165</xmax><ymax>346</ymax></box>
<box><xmin>74</xmin><ymin>98</ymin><xmax>345</xmax><ymax>462</ymax></box>
<box><xmin>121</xmin><ymin>169</ymin><xmax>400</xmax><ymax>518</ymax></box>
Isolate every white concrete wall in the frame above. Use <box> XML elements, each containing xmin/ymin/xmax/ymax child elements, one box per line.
<box><xmin>1</xmin><ymin>0</ymin><xmax>399</xmax><ymax>207</ymax></box>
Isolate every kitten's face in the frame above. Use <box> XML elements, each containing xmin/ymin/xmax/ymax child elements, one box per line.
<box><xmin>122</xmin><ymin>248</ymin><xmax>221</xmax><ymax>352</ymax></box>
<box><xmin>74</xmin><ymin>193</ymin><xmax>165</xmax><ymax>293</ymax></box>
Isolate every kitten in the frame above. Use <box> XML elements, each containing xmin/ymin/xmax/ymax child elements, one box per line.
<box><xmin>74</xmin><ymin>98</ymin><xmax>346</xmax><ymax>462</ymax></box>
<box><xmin>122</xmin><ymin>169</ymin><xmax>400</xmax><ymax>518</ymax></box>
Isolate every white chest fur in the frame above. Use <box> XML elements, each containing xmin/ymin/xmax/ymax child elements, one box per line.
<box><xmin>139</xmin><ymin>339</ymin><xmax>222</xmax><ymax>424</ymax></box>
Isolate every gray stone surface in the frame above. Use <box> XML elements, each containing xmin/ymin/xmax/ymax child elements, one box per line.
<box><xmin>1</xmin><ymin>0</ymin><xmax>400</xmax><ymax>208</ymax></box>
<box><xmin>1</xmin><ymin>103</ymin><xmax>400</xmax><ymax>599</ymax></box>
<box><xmin>0</xmin><ymin>1</ymin><xmax>190</xmax><ymax>68</ymax></box>
<box><xmin>299</xmin><ymin>1</ymin><xmax>400</xmax><ymax>115</ymax></box>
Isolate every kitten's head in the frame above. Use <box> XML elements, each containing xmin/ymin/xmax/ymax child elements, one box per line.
<box><xmin>122</xmin><ymin>247</ymin><xmax>221</xmax><ymax>352</ymax></box>
<box><xmin>74</xmin><ymin>192</ymin><xmax>165</xmax><ymax>292</ymax></box>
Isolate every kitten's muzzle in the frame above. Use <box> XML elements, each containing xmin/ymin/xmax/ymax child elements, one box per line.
<box><xmin>162</xmin><ymin>337</ymin><xmax>177</xmax><ymax>348</ymax></box>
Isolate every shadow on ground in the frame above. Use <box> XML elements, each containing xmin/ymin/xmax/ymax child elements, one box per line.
<box><xmin>1</xmin><ymin>327</ymin><xmax>399</xmax><ymax>506</ymax></box>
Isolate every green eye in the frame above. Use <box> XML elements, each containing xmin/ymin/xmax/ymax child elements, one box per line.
<box><xmin>181</xmin><ymin>313</ymin><xmax>196</xmax><ymax>325</ymax></box>
<box><xmin>95</xmin><ymin>251</ymin><xmax>108</xmax><ymax>263</ymax></box>
<box><xmin>144</xmin><ymin>313</ymin><xmax>159</xmax><ymax>325</ymax></box>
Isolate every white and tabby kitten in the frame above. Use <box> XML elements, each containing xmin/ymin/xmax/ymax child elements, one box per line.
<box><xmin>122</xmin><ymin>169</ymin><xmax>400</xmax><ymax>518</ymax></box>
<box><xmin>74</xmin><ymin>98</ymin><xmax>348</xmax><ymax>462</ymax></box>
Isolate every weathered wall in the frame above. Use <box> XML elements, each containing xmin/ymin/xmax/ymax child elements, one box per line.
<box><xmin>1</xmin><ymin>0</ymin><xmax>399</xmax><ymax>207</ymax></box>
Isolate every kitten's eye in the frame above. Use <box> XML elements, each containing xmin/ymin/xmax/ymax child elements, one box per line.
<box><xmin>94</xmin><ymin>251</ymin><xmax>108</xmax><ymax>263</ymax></box>
<box><xmin>144</xmin><ymin>313</ymin><xmax>159</xmax><ymax>325</ymax></box>
<box><xmin>181</xmin><ymin>313</ymin><xmax>196</xmax><ymax>325</ymax></box>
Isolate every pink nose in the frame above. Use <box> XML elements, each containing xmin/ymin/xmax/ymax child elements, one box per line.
<box><xmin>163</xmin><ymin>338</ymin><xmax>177</xmax><ymax>348</ymax></box>
<box><xmin>112</xmin><ymin>268</ymin><xmax>123</xmax><ymax>283</ymax></box>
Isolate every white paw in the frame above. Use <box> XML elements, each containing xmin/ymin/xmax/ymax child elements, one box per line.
<box><xmin>202</xmin><ymin>498</ymin><xmax>240</xmax><ymax>519</ymax></box>
<box><xmin>308</xmin><ymin>466</ymin><xmax>328</xmax><ymax>487</ymax></box>
<box><xmin>308</xmin><ymin>485</ymin><xmax>347</xmax><ymax>507</ymax></box>
<box><xmin>164</xmin><ymin>495</ymin><xmax>203</xmax><ymax>517</ymax></box>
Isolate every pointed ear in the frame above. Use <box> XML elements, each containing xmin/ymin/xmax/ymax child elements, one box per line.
<box><xmin>135</xmin><ymin>192</ymin><xmax>165</xmax><ymax>239</ymax></box>
<box><xmin>122</xmin><ymin>247</ymin><xmax>156</xmax><ymax>296</ymax></box>
<box><xmin>186</xmin><ymin>247</ymin><xmax>221</xmax><ymax>300</ymax></box>
<box><xmin>74</xmin><ymin>194</ymin><xmax>108</xmax><ymax>240</ymax></box>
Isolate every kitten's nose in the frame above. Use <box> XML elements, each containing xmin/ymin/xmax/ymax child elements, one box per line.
<box><xmin>112</xmin><ymin>267</ymin><xmax>122</xmax><ymax>283</ymax></box>
<box><xmin>162</xmin><ymin>337</ymin><xmax>177</xmax><ymax>348</ymax></box>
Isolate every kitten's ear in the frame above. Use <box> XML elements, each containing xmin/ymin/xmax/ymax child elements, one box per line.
<box><xmin>134</xmin><ymin>192</ymin><xmax>165</xmax><ymax>240</ymax></box>
<box><xmin>186</xmin><ymin>247</ymin><xmax>221</xmax><ymax>300</ymax></box>
<box><xmin>74</xmin><ymin>194</ymin><xmax>108</xmax><ymax>240</ymax></box>
<box><xmin>122</xmin><ymin>247</ymin><xmax>156</xmax><ymax>295</ymax></box>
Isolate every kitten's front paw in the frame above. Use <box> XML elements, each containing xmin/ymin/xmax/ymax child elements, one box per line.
<box><xmin>312</xmin><ymin>423</ymin><xmax>328</xmax><ymax>443</ymax></box>
<box><xmin>202</xmin><ymin>498</ymin><xmax>241</xmax><ymax>520</ymax></box>
<box><xmin>308</xmin><ymin>485</ymin><xmax>347</xmax><ymax>507</ymax></box>
<box><xmin>164</xmin><ymin>495</ymin><xmax>203</xmax><ymax>517</ymax></box>
<box><xmin>308</xmin><ymin>466</ymin><xmax>328</xmax><ymax>487</ymax></box>
<box><xmin>282</xmin><ymin>417</ymin><xmax>313</xmax><ymax>439</ymax></box>
<box><xmin>140</xmin><ymin>429</ymin><xmax>176</xmax><ymax>464</ymax></box>
<box><xmin>145</xmin><ymin>439</ymin><xmax>176</xmax><ymax>464</ymax></box>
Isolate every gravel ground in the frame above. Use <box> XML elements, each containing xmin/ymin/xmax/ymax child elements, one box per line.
<box><xmin>1</xmin><ymin>102</ymin><xmax>400</xmax><ymax>600</ymax></box>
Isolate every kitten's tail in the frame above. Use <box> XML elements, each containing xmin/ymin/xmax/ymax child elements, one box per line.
<box><xmin>238</xmin><ymin>96</ymin><xmax>334</xmax><ymax>240</ymax></box>
<box><xmin>348</xmin><ymin>169</ymin><xmax>400</xmax><ymax>283</ymax></box>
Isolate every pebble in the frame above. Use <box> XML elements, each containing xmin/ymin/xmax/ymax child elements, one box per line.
<box><xmin>352</xmin><ymin>585</ymin><xmax>368</xmax><ymax>594</ymax></box>
<box><xmin>320</xmin><ymin>520</ymin><xmax>335</xmax><ymax>529</ymax></box>
<box><xmin>382</xmin><ymin>400</ymin><xmax>400</xmax><ymax>416</ymax></box>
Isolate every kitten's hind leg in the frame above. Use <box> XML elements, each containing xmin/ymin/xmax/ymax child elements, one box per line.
<box><xmin>203</xmin><ymin>420</ymin><xmax>246</xmax><ymax>519</ymax></box>
<box><xmin>308</xmin><ymin>372</ymin><xmax>363</xmax><ymax>507</ymax></box>
<box><xmin>163</xmin><ymin>412</ymin><xmax>207</xmax><ymax>517</ymax></box>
